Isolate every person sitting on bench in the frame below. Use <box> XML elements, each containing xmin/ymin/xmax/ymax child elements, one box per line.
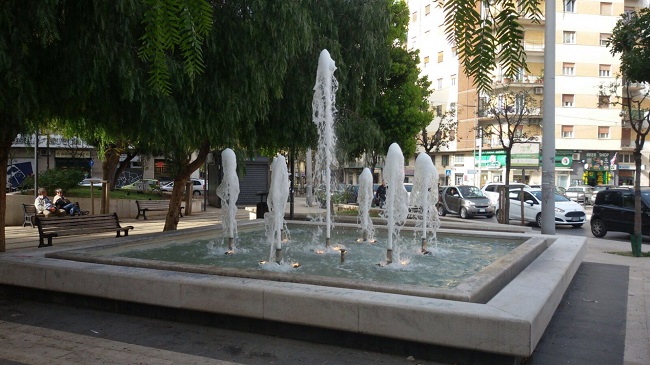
<box><xmin>53</xmin><ymin>188</ymin><xmax>85</xmax><ymax>216</ymax></box>
<box><xmin>35</xmin><ymin>188</ymin><xmax>66</xmax><ymax>217</ymax></box>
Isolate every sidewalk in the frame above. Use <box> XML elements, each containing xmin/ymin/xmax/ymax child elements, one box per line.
<box><xmin>1</xmin><ymin>197</ymin><xmax>649</xmax><ymax>364</ymax></box>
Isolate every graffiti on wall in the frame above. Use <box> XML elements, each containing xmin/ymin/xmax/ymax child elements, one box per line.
<box><xmin>6</xmin><ymin>162</ymin><xmax>33</xmax><ymax>189</ymax></box>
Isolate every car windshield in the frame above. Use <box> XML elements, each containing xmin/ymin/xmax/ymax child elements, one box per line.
<box><xmin>530</xmin><ymin>191</ymin><xmax>570</xmax><ymax>202</ymax></box>
<box><xmin>567</xmin><ymin>187</ymin><xmax>582</xmax><ymax>192</ymax></box>
<box><xmin>458</xmin><ymin>186</ymin><xmax>483</xmax><ymax>197</ymax></box>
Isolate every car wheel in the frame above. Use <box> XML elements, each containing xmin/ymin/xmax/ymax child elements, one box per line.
<box><xmin>591</xmin><ymin>218</ymin><xmax>608</xmax><ymax>237</ymax></box>
<box><xmin>437</xmin><ymin>205</ymin><xmax>446</xmax><ymax>217</ymax></box>
<box><xmin>536</xmin><ymin>213</ymin><xmax>542</xmax><ymax>228</ymax></box>
<box><xmin>572</xmin><ymin>223</ymin><xmax>583</xmax><ymax>228</ymax></box>
<box><xmin>460</xmin><ymin>207</ymin><xmax>469</xmax><ymax>219</ymax></box>
<box><xmin>193</xmin><ymin>190</ymin><xmax>201</xmax><ymax>196</ymax></box>
<box><xmin>486</xmin><ymin>214</ymin><xmax>494</xmax><ymax>219</ymax></box>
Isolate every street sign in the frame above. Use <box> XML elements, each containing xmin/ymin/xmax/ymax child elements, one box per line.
<box><xmin>89</xmin><ymin>159</ymin><xmax>94</xmax><ymax>167</ymax></box>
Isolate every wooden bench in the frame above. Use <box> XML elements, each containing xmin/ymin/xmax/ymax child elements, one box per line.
<box><xmin>135</xmin><ymin>200</ymin><xmax>184</xmax><ymax>220</ymax></box>
<box><xmin>35</xmin><ymin>213</ymin><xmax>134</xmax><ymax>248</ymax></box>
<box><xmin>22</xmin><ymin>203</ymin><xmax>44</xmax><ymax>228</ymax></box>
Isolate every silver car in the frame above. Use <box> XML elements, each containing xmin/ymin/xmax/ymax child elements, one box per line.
<box><xmin>437</xmin><ymin>185</ymin><xmax>495</xmax><ymax>219</ymax></box>
<box><xmin>565</xmin><ymin>185</ymin><xmax>595</xmax><ymax>205</ymax></box>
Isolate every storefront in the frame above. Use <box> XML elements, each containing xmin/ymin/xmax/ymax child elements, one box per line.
<box><xmin>582</xmin><ymin>151</ymin><xmax>614</xmax><ymax>186</ymax></box>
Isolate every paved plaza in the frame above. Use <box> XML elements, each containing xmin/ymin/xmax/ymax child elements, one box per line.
<box><xmin>0</xmin><ymin>197</ymin><xmax>648</xmax><ymax>364</ymax></box>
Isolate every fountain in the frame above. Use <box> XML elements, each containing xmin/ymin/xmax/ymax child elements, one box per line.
<box><xmin>312</xmin><ymin>49</ymin><xmax>338</xmax><ymax>248</ymax></box>
<box><xmin>382</xmin><ymin>143</ymin><xmax>409</xmax><ymax>264</ymax></box>
<box><xmin>215</xmin><ymin>148</ymin><xmax>239</xmax><ymax>251</ymax></box>
<box><xmin>410</xmin><ymin>152</ymin><xmax>440</xmax><ymax>253</ymax></box>
<box><xmin>266</xmin><ymin>154</ymin><xmax>290</xmax><ymax>264</ymax></box>
<box><xmin>357</xmin><ymin>168</ymin><xmax>375</xmax><ymax>242</ymax></box>
<box><xmin>0</xmin><ymin>49</ymin><xmax>587</xmax><ymax>363</ymax></box>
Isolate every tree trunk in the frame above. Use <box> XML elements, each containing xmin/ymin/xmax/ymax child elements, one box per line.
<box><xmin>101</xmin><ymin>145</ymin><xmax>121</xmax><ymax>212</ymax></box>
<box><xmin>112</xmin><ymin>151</ymin><xmax>137</xmax><ymax>188</ymax></box>
<box><xmin>162</xmin><ymin>141</ymin><xmax>210</xmax><ymax>231</ymax></box>
<box><xmin>164</xmin><ymin>176</ymin><xmax>187</xmax><ymax>231</ymax></box>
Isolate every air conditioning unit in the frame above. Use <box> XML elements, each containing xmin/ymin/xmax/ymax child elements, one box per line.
<box><xmin>572</xmin><ymin>153</ymin><xmax>581</xmax><ymax>160</ymax></box>
<box><xmin>534</xmin><ymin>87</ymin><xmax>543</xmax><ymax>95</ymax></box>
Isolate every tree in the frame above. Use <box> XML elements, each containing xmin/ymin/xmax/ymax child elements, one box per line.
<box><xmin>337</xmin><ymin>0</ymin><xmax>432</xmax><ymax>173</ymax></box>
<box><xmin>0</xmin><ymin>1</ymin><xmax>64</xmax><ymax>251</ymax></box>
<box><xmin>479</xmin><ymin>87</ymin><xmax>540</xmax><ymax>223</ymax></box>
<box><xmin>606</xmin><ymin>8</ymin><xmax>650</xmax><ymax>256</ymax></box>
<box><xmin>443</xmin><ymin>0</ymin><xmax>543</xmax><ymax>93</ymax></box>
<box><xmin>417</xmin><ymin>109</ymin><xmax>458</xmax><ymax>154</ymax></box>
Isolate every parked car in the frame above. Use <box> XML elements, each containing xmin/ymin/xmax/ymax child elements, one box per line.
<box><xmin>590</xmin><ymin>187</ymin><xmax>650</xmax><ymax>238</ymax></box>
<box><xmin>565</xmin><ymin>185</ymin><xmax>595</xmax><ymax>205</ymax></box>
<box><xmin>78</xmin><ymin>178</ymin><xmax>103</xmax><ymax>187</ymax></box>
<box><xmin>481</xmin><ymin>182</ymin><xmax>529</xmax><ymax>206</ymax></box>
<box><xmin>501</xmin><ymin>188</ymin><xmax>586</xmax><ymax>228</ymax></box>
<box><xmin>437</xmin><ymin>185</ymin><xmax>495</xmax><ymax>219</ymax></box>
<box><xmin>121</xmin><ymin>179</ymin><xmax>160</xmax><ymax>192</ymax></box>
<box><xmin>594</xmin><ymin>184</ymin><xmax>616</xmax><ymax>193</ymax></box>
<box><xmin>160</xmin><ymin>179</ymin><xmax>206</xmax><ymax>195</ymax></box>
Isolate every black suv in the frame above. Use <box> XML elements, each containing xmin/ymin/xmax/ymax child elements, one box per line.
<box><xmin>590</xmin><ymin>187</ymin><xmax>650</xmax><ymax>238</ymax></box>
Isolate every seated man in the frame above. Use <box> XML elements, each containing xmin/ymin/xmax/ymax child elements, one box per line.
<box><xmin>53</xmin><ymin>188</ymin><xmax>83</xmax><ymax>216</ymax></box>
<box><xmin>35</xmin><ymin>188</ymin><xmax>66</xmax><ymax>217</ymax></box>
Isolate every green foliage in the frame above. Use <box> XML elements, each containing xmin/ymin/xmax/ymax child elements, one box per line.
<box><xmin>609</xmin><ymin>8</ymin><xmax>650</xmax><ymax>84</ymax></box>
<box><xmin>139</xmin><ymin>0</ymin><xmax>213</xmax><ymax>94</ymax></box>
<box><xmin>337</xmin><ymin>0</ymin><xmax>431</xmax><ymax>164</ymax></box>
<box><xmin>443</xmin><ymin>0</ymin><xmax>542</xmax><ymax>92</ymax></box>
<box><xmin>21</xmin><ymin>169</ymin><xmax>85</xmax><ymax>193</ymax></box>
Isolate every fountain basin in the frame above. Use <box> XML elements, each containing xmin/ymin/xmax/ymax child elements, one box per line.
<box><xmin>0</xmin><ymin>221</ymin><xmax>585</xmax><ymax>359</ymax></box>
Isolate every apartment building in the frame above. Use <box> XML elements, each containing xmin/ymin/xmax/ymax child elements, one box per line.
<box><xmin>407</xmin><ymin>0</ymin><xmax>650</xmax><ymax>188</ymax></box>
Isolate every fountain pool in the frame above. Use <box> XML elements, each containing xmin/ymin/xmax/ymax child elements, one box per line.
<box><xmin>47</xmin><ymin>221</ymin><xmax>539</xmax><ymax>302</ymax></box>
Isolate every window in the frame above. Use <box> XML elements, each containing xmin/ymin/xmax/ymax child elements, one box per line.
<box><xmin>423</xmin><ymin>56</ymin><xmax>430</xmax><ymax>67</ymax></box>
<box><xmin>624</xmin><ymin>7</ymin><xmax>635</xmax><ymax>16</ymax></box>
<box><xmin>451</xmin><ymin>74</ymin><xmax>457</xmax><ymax>86</ymax></box>
<box><xmin>425</xmin><ymin>4</ymin><xmax>431</xmax><ymax>15</ymax></box>
<box><xmin>454</xmin><ymin>154</ymin><xmax>464</xmax><ymax>165</ymax></box>
<box><xmin>620</xmin><ymin>153</ymin><xmax>633</xmax><ymax>163</ymax></box>
<box><xmin>514</xmin><ymin>125</ymin><xmax>524</xmax><ymax>138</ymax></box>
<box><xmin>562</xmin><ymin>62</ymin><xmax>575</xmax><ymax>76</ymax></box>
<box><xmin>564</xmin><ymin>0</ymin><xmax>576</xmax><ymax>12</ymax></box>
<box><xmin>514</xmin><ymin>94</ymin><xmax>525</xmax><ymax>113</ymax></box>
<box><xmin>562</xmin><ymin>125</ymin><xmax>574</xmax><ymax>138</ymax></box>
<box><xmin>411</xmin><ymin>11</ymin><xmax>417</xmax><ymax>22</ymax></box>
<box><xmin>450</xmin><ymin>102</ymin><xmax>457</xmax><ymax>111</ymax></box>
<box><xmin>435</xmin><ymin>105</ymin><xmax>443</xmax><ymax>116</ymax></box>
<box><xmin>598</xmin><ymin>126</ymin><xmax>610</xmax><ymax>139</ymax></box>
<box><xmin>599</xmin><ymin>64</ymin><xmax>611</xmax><ymax>77</ymax></box>
<box><xmin>430</xmin><ymin>155</ymin><xmax>436</xmax><ymax>165</ymax></box>
<box><xmin>598</xmin><ymin>95</ymin><xmax>610</xmax><ymax>108</ymax></box>
<box><xmin>441</xmin><ymin>155</ymin><xmax>449</xmax><ymax>166</ymax></box>
<box><xmin>600</xmin><ymin>33</ymin><xmax>611</xmax><ymax>46</ymax></box>
<box><xmin>563</xmin><ymin>31</ymin><xmax>576</xmax><ymax>44</ymax></box>
<box><xmin>562</xmin><ymin>94</ymin><xmax>575</xmax><ymax>107</ymax></box>
<box><xmin>437</xmin><ymin>78</ymin><xmax>443</xmax><ymax>90</ymax></box>
<box><xmin>437</xmin><ymin>51</ymin><xmax>444</xmax><ymax>63</ymax></box>
<box><xmin>600</xmin><ymin>2</ymin><xmax>612</xmax><ymax>15</ymax></box>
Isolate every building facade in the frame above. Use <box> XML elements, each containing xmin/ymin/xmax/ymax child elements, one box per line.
<box><xmin>406</xmin><ymin>0</ymin><xmax>650</xmax><ymax>188</ymax></box>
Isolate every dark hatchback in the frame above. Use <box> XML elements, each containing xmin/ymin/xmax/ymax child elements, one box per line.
<box><xmin>590</xmin><ymin>187</ymin><xmax>650</xmax><ymax>238</ymax></box>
